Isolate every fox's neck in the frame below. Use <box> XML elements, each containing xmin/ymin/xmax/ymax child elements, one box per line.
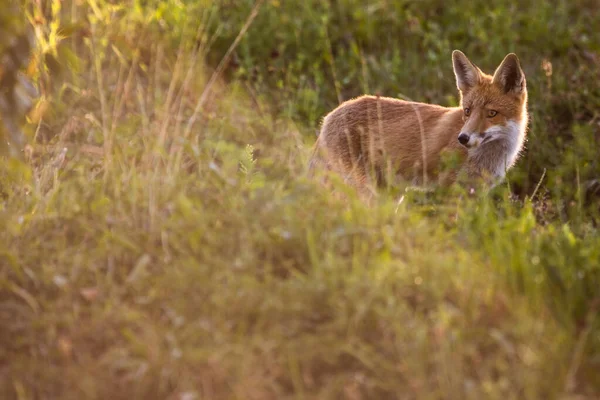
<box><xmin>467</xmin><ymin>118</ymin><xmax>527</xmax><ymax>180</ymax></box>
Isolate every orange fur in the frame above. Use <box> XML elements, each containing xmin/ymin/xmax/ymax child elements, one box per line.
<box><xmin>310</xmin><ymin>50</ymin><xmax>528</xmax><ymax>195</ymax></box>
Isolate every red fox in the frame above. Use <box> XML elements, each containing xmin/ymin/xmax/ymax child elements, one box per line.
<box><xmin>310</xmin><ymin>50</ymin><xmax>528</xmax><ymax>195</ymax></box>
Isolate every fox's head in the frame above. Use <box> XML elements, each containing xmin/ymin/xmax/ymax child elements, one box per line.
<box><xmin>451</xmin><ymin>50</ymin><xmax>528</xmax><ymax>154</ymax></box>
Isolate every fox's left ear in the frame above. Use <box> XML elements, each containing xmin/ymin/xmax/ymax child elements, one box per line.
<box><xmin>493</xmin><ymin>53</ymin><xmax>526</xmax><ymax>94</ymax></box>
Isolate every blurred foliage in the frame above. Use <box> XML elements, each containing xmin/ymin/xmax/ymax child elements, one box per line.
<box><xmin>0</xmin><ymin>0</ymin><xmax>599</xmax><ymax>399</ymax></box>
<box><xmin>0</xmin><ymin>2</ymin><xmax>37</xmax><ymax>158</ymax></box>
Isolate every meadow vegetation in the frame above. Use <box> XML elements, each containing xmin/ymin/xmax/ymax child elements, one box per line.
<box><xmin>1</xmin><ymin>0</ymin><xmax>599</xmax><ymax>399</ymax></box>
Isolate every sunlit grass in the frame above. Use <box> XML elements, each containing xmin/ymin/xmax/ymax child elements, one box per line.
<box><xmin>1</xmin><ymin>1</ymin><xmax>599</xmax><ymax>399</ymax></box>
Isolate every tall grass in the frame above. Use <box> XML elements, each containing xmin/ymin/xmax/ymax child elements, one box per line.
<box><xmin>1</xmin><ymin>1</ymin><xmax>599</xmax><ymax>399</ymax></box>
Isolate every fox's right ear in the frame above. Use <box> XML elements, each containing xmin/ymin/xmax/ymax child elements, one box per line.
<box><xmin>452</xmin><ymin>50</ymin><xmax>481</xmax><ymax>93</ymax></box>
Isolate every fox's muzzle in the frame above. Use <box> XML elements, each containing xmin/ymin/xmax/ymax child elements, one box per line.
<box><xmin>457</xmin><ymin>132</ymin><xmax>485</xmax><ymax>148</ymax></box>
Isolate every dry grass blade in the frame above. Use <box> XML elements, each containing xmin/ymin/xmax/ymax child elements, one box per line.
<box><xmin>181</xmin><ymin>0</ymin><xmax>265</xmax><ymax>143</ymax></box>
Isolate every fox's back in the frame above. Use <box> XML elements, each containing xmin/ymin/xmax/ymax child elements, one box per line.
<box><xmin>317</xmin><ymin>95</ymin><xmax>464</xmax><ymax>183</ymax></box>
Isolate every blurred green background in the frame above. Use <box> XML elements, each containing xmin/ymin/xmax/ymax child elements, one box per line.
<box><xmin>1</xmin><ymin>1</ymin><xmax>599</xmax><ymax>399</ymax></box>
<box><xmin>215</xmin><ymin>0</ymin><xmax>600</xmax><ymax>201</ymax></box>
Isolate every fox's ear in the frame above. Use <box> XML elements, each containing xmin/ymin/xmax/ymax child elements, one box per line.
<box><xmin>493</xmin><ymin>53</ymin><xmax>525</xmax><ymax>94</ymax></box>
<box><xmin>452</xmin><ymin>50</ymin><xmax>481</xmax><ymax>93</ymax></box>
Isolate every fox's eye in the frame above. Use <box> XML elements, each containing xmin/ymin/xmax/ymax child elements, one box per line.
<box><xmin>464</xmin><ymin>108</ymin><xmax>471</xmax><ymax>116</ymax></box>
<box><xmin>487</xmin><ymin>110</ymin><xmax>498</xmax><ymax>118</ymax></box>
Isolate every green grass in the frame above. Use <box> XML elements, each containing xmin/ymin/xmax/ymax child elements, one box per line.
<box><xmin>1</xmin><ymin>0</ymin><xmax>599</xmax><ymax>399</ymax></box>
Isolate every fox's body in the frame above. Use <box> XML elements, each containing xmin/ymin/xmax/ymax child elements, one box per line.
<box><xmin>311</xmin><ymin>51</ymin><xmax>528</xmax><ymax>193</ymax></box>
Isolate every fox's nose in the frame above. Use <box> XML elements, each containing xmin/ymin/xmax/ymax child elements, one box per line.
<box><xmin>458</xmin><ymin>133</ymin><xmax>470</xmax><ymax>146</ymax></box>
